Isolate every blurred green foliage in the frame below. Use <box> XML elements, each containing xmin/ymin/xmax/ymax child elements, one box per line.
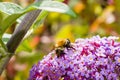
<box><xmin>1</xmin><ymin>0</ymin><xmax>120</xmax><ymax>80</ymax></box>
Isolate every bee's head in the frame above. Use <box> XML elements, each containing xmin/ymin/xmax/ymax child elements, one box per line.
<box><xmin>64</xmin><ymin>39</ymin><xmax>71</xmax><ymax>47</ymax></box>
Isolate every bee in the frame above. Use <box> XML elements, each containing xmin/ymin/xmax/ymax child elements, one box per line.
<box><xmin>54</xmin><ymin>39</ymin><xmax>74</xmax><ymax>58</ymax></box>
<box><xmin>55</xmin><ymin>47</ymin><xmax>65</xmax><ymax>58</ymax></box>
<box><xmin>55</xmin><ymin>39</ymin><xmax>71</xmax><ymax>48</ymax></box>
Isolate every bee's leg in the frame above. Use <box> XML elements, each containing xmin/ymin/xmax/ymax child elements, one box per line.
<box><xmin>66</xmin><ymin>45</ymin><xmax>76</xmax><ymax>51</ymax></box>
<box><xmin>71</xmin><ymin>46</ymin><xmax>76</xmax><ymax>51</ymax></box>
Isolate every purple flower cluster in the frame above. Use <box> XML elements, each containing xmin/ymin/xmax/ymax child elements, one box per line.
<box><xmin>29</xmin><ymin>35</ymin><xmax>120</xmax><ymax>80</ymax></box>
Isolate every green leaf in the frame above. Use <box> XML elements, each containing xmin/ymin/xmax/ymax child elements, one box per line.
<box><xmin>0</xmin><ymin>2</ymin><xmax>23</xmax><ymax>15</ymax></box>
<box><xmin>32</xmin><ymin>10</ymin><xmax>48</xmax><ymax>29</ymax></box>
<box><xmin>31</xmin><ymin>1</ymin><xmax>76</xmax><ymax>16</ymax></box>
<box><xmin>0</xmin><ymin>11</ymin><xmax>10</xmax><ymax>25</ymax></box>
<box><xmin>0</xmin><ymin>13</ymin><xmax>3</xmax><ymax>24</ymax></box>
<box><xmin>0</xmin><ymin>1</ymin><xmax>76</xmax><ymax>37</ymax></box>
<box><xmin>0</xmin><ymin>39</ymin><xmax>7</xmax><ymax>51</ymax></box>
<box><xmin>0</xmin><ymin>2</ymin><xmax>23</xmax><ymax>37</ymax></box>
<box><xmin>2</xmin><ymin>33</ymin><xmax>11</xmax><ymax>44</ymax></box>
<box><xmin>16</xmin><ymin>38</ymin><xmax>33</xmax><ymax>52</ymax></box>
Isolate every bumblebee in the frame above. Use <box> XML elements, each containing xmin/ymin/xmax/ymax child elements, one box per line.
<box><xmin>55</xmin><ymin>39</ymin><xmax>71</xmax><ymax>48</ymax></box>
<box><xmin>54</xmin><ymin>39</ymin><xmax>73</xmax><ymax>58</ymax></box>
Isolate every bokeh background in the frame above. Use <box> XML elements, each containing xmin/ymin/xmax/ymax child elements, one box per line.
<box><xmin>0</xmin><ymin>0</ymin><xmax>120</xmax><ymax>80</ymax></box>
